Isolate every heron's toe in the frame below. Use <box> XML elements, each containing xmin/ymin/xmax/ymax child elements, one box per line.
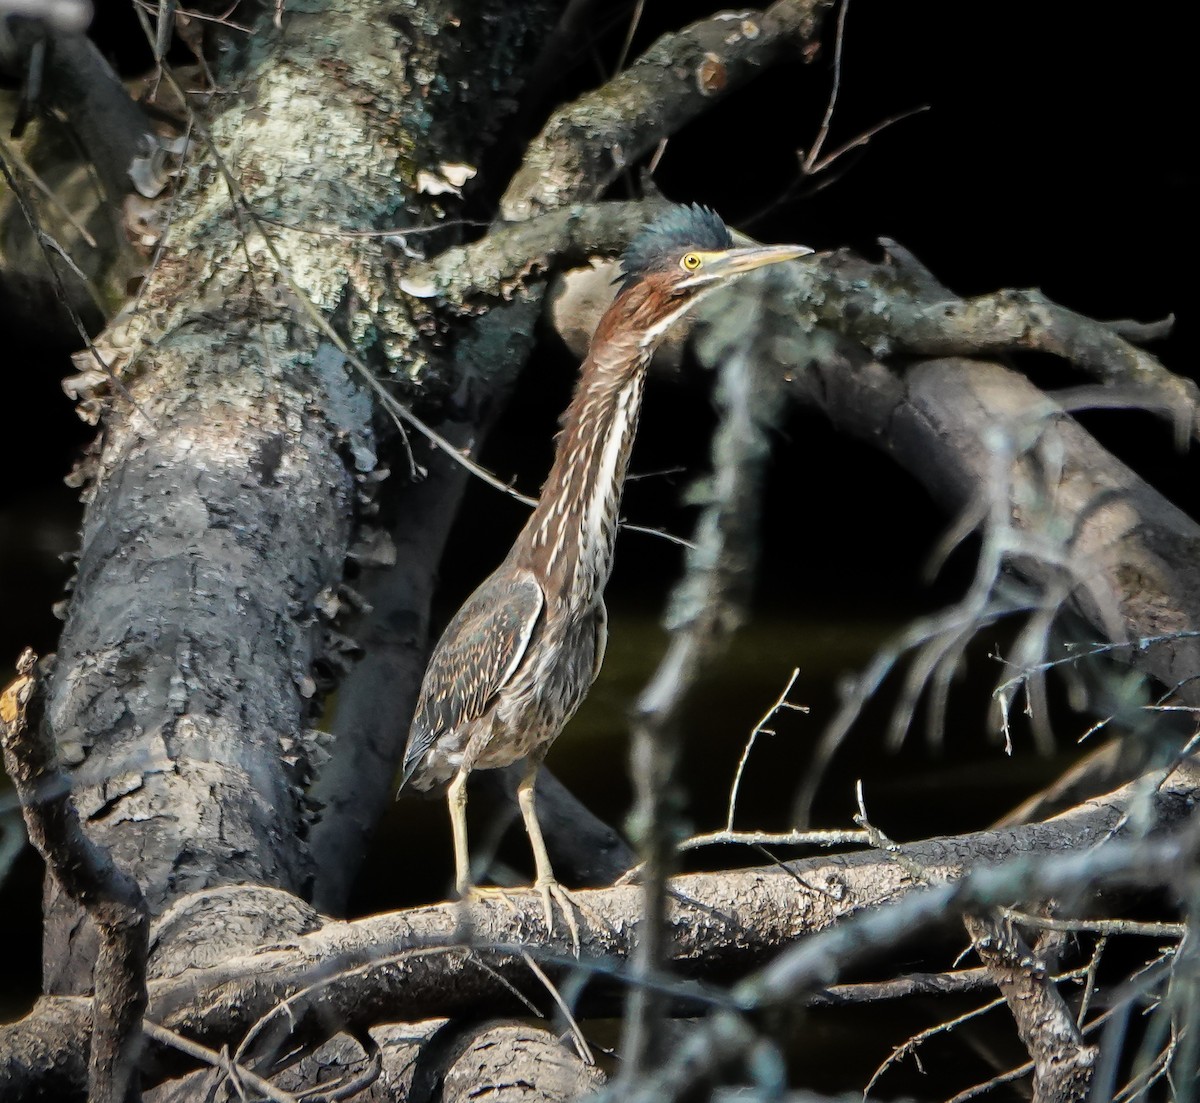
<box><xmin>460</xmin><ymin>883</ymin><xmax>521</xmax><ymax>916</ymax></box>
<box><xmin>535</xmin><ymin>878</ymin><xmax>606</xmax><ymax>957</ymax></box>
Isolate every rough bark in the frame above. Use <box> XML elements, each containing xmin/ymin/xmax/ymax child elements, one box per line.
<box><xmin>800</xmin><ymin>351</ymin><xmax>1200</xmax><ymax>702</ymax></box>
<box><xmin>418</xmin><ymin>1020</ymin><xmax>604</xmax><ymax>1103</ymax></box>
<box><xmin>2</xmin><ymin>651</ymin><xmax>148</xmax><ymax>1103</ymax></box>
<box><xmin>504</xmin><ymin>0</ymin><xmax>833</xmax><ymax>216</ymax></box>
<box><xmin>44</xmin><ymin>305</ymin><xmax>358</xmax><ymax>990</ymax></box>
<box><xmin>964</xmin><ymin>914</ymin><xmax>1096</xmax><ymax>1103</ymax></box>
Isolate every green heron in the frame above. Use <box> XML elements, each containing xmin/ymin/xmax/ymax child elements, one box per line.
<box><xmin>401</xmin><ymin>204</ymin><xmax>812</xmax><ymax>930</ymax></box>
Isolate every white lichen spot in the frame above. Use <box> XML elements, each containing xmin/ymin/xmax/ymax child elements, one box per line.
<box><xmin>416</xmin><ymin>162</ymin><xmax>476</xmax><ymax>196</ymax></box>
<box><xmin>399</xmin><ymin>273</ymin><xmax>439</xmax><ymax>298</ymax></box>
<box><xmin>439</xmin><ymin>162</ymin><xmax>476</xmax><ymax>187</ymax></box>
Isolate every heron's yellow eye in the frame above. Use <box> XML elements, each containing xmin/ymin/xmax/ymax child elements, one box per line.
<box><xmin>681</xmin><ymin>252</ymin><xmax>702</xmax><ymax>271</ymax></box>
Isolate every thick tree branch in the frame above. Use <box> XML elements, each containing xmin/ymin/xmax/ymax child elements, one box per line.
<box><xmin>397</xmin><ymin>197</ymin><xmax>673</xmax><ymax>305</ymax></box>
<box><xmin>2</xmin><ymin>650</ymin><xmax>149</xmax><ymax>1103</ymax></box>
<box><xmin>4</xmin><ymin>767</ymin><xmax>1193</xmax><ymax>1099</ymax></box>
<box><xmin>813</xmin><ymin>245</ymin><xmax>1197</xmax><ymax>437</ymax></box>
<box><xmin>964</xmin><ymin>914</ymin><xmax>1095</xmax><ymax>1103</ymax></box>
<box><xmin>723</xmin><ymin>248</ymin><xmax>1200</xmax><ymax>809</ymax></box>
<box><xmin>419</xmin><ymin>1020</ymin><xmax>604</xmax><ymax>1103</ymax></box>
<box><xmin>35</xmin><ymin>0</ymin><xmax>566</xmax><ymax>982</ymax></box>
<box><xmin>503</xmin><ymin>0</ymin><xmax>834</xmax><ymax>216</ymax></box>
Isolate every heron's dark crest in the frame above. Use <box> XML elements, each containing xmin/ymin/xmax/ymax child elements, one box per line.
<box><xmin>617</xmin><ymin>203</ymin><xmax>733</xmax><ymax>290</ymax></box>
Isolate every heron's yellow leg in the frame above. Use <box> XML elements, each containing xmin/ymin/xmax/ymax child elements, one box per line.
<box><xmin>447</xmin><ymin>768</ymin><xmax>471</xmax><ymax>897</ymax></box>
<box><xmin>447</xmin><ymin>769</ymin><xmax>519</xmax><ymax>915</ymax></box>
<box><xmin>517</xmin><ymin>764</ymin><xmax>592</xmax><ymax>954</ymax></box>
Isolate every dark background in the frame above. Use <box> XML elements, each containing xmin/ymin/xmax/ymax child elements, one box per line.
<box><xmin>1</xmin><ymin>1</ymin><xmax>1195</xmax><ymax>1089</ymax></box>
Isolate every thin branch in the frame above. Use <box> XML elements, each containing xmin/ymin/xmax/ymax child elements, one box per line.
<box><xmin>613</xmin><ymin>0</ymin><xmax>645</xmax><ymax>73</ymax></box>
<box><xmin>680</xmin><ymin>828</ymin><xmax>868</xmax><ymax>852</ymax></box>
<box><xmin>805</xmin><ymin>104</ymin><xmax>931</xmax><ymax>177</ymax></box>
<box><xmin>521</xmin><ymin>951</ymin><xmax>594</xmax><ymax>1067</ymax></box>
<box><xmin>724</xmin><ymin>667</ymin><xmax>809</xmax><ymax>832</ymax></box>
<box><xmin>142</xmin><ymin>1019</ymin><xmax>301</xmax><ymax>1103</ymax></box>
<box><xmin>798</xmin><ymin>0</ymin><xmax>848</xmax><ymax>174</ymax></box>
<box><xmin>812</xmin><ymin>967</ymin><xmax>996</xmax><ymax>1007</ymax></box>
<box><xmin>1004</xmin><ymin>909</ymin><xmax>1186</xmax><ymax>940</ymax></box>
<box><xmin>868</xmin><ymin>987</ymin><xmax>1014</xmax><ymax>1097</ymax></box>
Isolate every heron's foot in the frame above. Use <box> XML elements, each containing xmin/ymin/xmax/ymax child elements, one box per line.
<box><xmin>458</xmin><ymin>883</ymin><xmax>520</xmax><ymax>916</ymax></box>
<box><xmin>535</xmin><ymin>878</ymin><xmax>604</xmax><ymax>957</ymax></box>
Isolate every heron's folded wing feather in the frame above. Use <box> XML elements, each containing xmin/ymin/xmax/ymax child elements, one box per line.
<box><xmin>402</xmin><ymin>571</ymin><xmax>544</xmax><ymax>781</ymax></box>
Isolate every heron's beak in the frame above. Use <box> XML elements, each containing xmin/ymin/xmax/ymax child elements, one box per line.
<box><xmin>712</xmin><ymin>243</ymin><xmax>814</xmax><ymax>277</ymax></box>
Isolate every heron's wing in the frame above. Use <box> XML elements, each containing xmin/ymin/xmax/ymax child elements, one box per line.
<box><xmin>402</xmin><ymin>570</ymin><xmax>544</xmax><ymax>783</ymax></box>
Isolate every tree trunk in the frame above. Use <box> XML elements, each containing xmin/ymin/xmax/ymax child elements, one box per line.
<box><xmin>41</xmin><ymin>0</ymin><xmax>557</xmax><ymax>989</ymax></box>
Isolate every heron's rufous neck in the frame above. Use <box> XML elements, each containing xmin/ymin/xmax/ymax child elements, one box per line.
<box><xmin>516</xmin><ymin>298</ymin><xmax>658</xmax><ymax>608</ymax></box>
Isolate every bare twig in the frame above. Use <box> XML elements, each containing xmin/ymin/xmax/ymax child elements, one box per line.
<box><xmin>724</xmin><ymin>668</ymin><xmax>809</xmax><ymax>832</ymax></box>
<box><xmin>813</xmin><ymin>967</ymin><xmax>996</xmax><ymax>1007</ymax></box>
<box><xmin>798</xmin><ymin>0</ymin><xmax>848</xmax><ymax>174</ymax></box>
<box><xmin>521</xmin><ymin>951</ymin><xmax>593</xmax><ymax>1066</ymax></box>
<box><xmin>796</xmin><ymin>0</ymin><xmax>930</xmax><ymax>180</ymax></box>
<box><xmin>613</xmin><ymin>0</ymin><xmax>645</xmax><ymax>73</ymax></box>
